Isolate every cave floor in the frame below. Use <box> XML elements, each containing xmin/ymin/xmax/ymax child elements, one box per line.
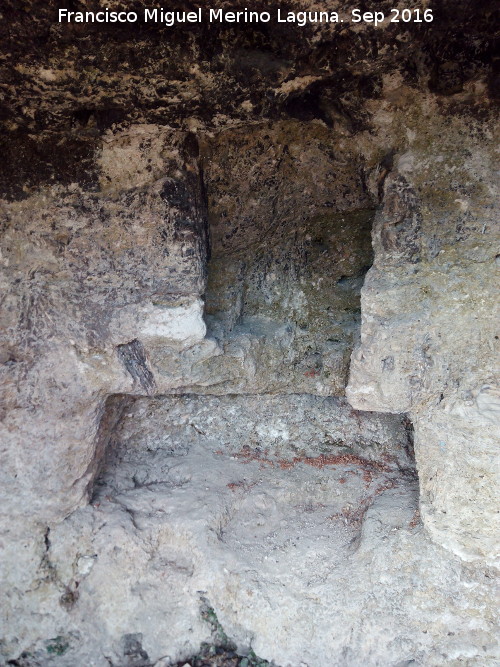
<box><xmin>32</xmin><ymin>394</ymin><xmax>496</xmax><ymax>667</ymax></box>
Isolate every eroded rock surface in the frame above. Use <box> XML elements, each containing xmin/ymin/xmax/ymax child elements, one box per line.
<box><xmin>346</xmin><ymin>110</ymin><xmax>500</xmax><ymax>563</ymax></box>
<box><xmin>4</xmin><ymin>397</ymin><xmax>496</xmax><ymax>667</ymax></box>
<box><xmin>203</xmin><ymin>122</ymin><xmax>375</xmax><ymax>395</ymax></box>
<box><xmin>0</xmin><ymin>127</ymin><xmax>208</xmax><ymax>523</ymax></box>
<box><xmin>1</xmin><ymin>1</ymin><xmax>498</xmax><ymax>665</ymax></box>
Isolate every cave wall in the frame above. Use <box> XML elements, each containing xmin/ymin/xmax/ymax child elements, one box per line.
<box><xmin>0</xmin><ymin>1</ymin><xmax>498</xmax><ymax>664</ymax></box>
<box><xmin>0</xmin><ymin>125</ymin><xmax>208</xmax><ymax>525</ymax></box>
<box><xmin>202</xmin><ymin>121</ymin><xmax>375</xmax><ymax>395</ymax></box>
<box><xmin>347</xmin><ymin>104</ymin><xmax>500</xmax><ymax>562</ymax></box>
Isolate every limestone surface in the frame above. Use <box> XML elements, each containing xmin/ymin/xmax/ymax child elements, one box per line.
<box><xmin>3</xmin><ymin>396</ymin><xmax>496</xmax><ymax>667</ymax></box>
<box><xmin>347</xmin><ymin>111</ymin><xmax>500</xmax><ymax>564</ymax></box>
<box><xmin>0</xmin><ymin>1</ymin><xmax>498</xmax><ymax>664</ymax></box>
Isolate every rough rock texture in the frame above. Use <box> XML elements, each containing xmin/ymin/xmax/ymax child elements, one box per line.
<box><xmin>346</xmin><ymin>110</ymin><xmax>500</xmax><ymax>563</ymax></box>
<box><xmin>0</xmin><ymin>126</ymin><xmax>208</xmax><ymax>523</ymax></box>
<box><xmin>203</xmin><ymin>122</ymin><xmax>374</xmax><ymax>395</ymax></box>
<box><xmin>1</xmin><ymin>0</ymin><xmax>499</xmax><ymax>665</ymax></box>
<box><xmin>1</xmin><ymin>1</ymin><xmax>497</xmax><ymax>194</ymax></box>
<box><xmin>4</xmin><ymin>396</ymin><xmax>497</xmax><ymax>667</ymax></box>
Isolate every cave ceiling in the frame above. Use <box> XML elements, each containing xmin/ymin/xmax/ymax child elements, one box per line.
<box><xmin>0</xmin><ymin>0</ymin><xmax>498</xmax><ymax>199</ymax></box>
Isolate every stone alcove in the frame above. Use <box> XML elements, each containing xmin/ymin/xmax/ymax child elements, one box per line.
<box><xmin>91</xmin><ymin>120</ymin><xmax>417</xmax><ymax>519</ymax></box>
<box><xmin>1</xmin><ymin>2</ymin><xmax>498</xmax><ymax>663</ymax></box>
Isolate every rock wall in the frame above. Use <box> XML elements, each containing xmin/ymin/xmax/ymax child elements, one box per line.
<box><xmin>347</xmin><ymin>106</ymin><xmax>500</xmax><ymax>563</ymax></box>
<box><xmin>202</xmin><ymin>121</ymin><xmax>375</xmax><ymax>395</ymax></box>
<box><xmin>0</xmin><ymin>1</ymin><xmax>498</xmax><ymax>665</ymax></box>
<box><xmin>0</xmin><ymin>126</ymin><xmax>208</xmax><ymax>525</ymax></box>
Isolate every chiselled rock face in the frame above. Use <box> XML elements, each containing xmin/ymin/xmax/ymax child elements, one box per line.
<box><xmin>0</xmin><ymin>2</ymin><xmax>498</xmax><ymax>666</ymax></box>
<box><xmin>202</xmin><ymin>121</ymin><xmax>375</xmax><ymax>395</ymax></box>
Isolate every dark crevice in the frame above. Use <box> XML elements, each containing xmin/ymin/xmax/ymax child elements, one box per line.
<box><xmin>117</xmin><ymin>340</ymin><xmax>157</xmax><ymax>395</ymax></box>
